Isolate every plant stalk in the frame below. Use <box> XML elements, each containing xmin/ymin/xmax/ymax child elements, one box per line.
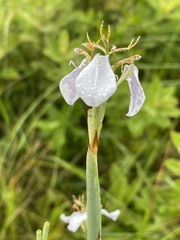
<box><xmin>86</xmin><ymin>103</ymin><xmax>106</xmax><ymax>240</ymax></box>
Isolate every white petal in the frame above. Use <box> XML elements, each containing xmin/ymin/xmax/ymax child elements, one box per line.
<box><xmin>60</xmin><ymin>212</ymin><xmax>87</xmax><ymax>232</ymax></box>
<box><xmin>59</xmin><ymin>58</ymin><xmax>88</xmax><ymax>105</ymax></box>
<box><xmin>101</xmin><ymin>209</ymin><xmax>120</xmax><ymax>221</ymax></box>
<box><xmin>75</xmin><ymin>54</ymin><xmax>117</xmax><ymax>107</ymax></box>
<box><xmin>124</xmin><ymin>64</ymin><xmax>145</xmax><ymax>117</ymax></box>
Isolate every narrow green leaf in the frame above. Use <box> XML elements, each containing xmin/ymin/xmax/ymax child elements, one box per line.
<box><xmin>58</xmin><ymin>29</ymin><xmax>69</xmax><ymax>54</ymax></box>
<box><xmin>42</xmin><ymin>222</ymin><xmax>50</xmax><ymax>240</ymax></box>
<box><xmin>36</xmin><ymin>230</ymin><xmax>42</xmax><ymax>240</ymax></box>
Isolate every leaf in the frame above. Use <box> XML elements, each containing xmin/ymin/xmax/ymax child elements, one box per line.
<box><xmin>165</xmin><ymin>158</ymin><xmax>180</xmax><ymax>176</ymax></box>
<box><xmin>1</xmin><ymin>68</ymin><xmax>20</xmax><ymax>79</ymax></box>
<box><xmin>58</xmin><ymin>29</ymin><xmax>69</xmax><ymax>54</ymax></box>
<box><xmin>171</xmin><ymin>131</ymin><xmax>180</xmax><ymax>154</ymax></box>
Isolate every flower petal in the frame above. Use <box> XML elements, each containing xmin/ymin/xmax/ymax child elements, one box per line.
<box><xmin>124</xmin><ymin>64</ymin><xmax>145</xmax><ymax>117</ymax></box>
<box><xmin>60</xmin><ymin>212</ymin><xmax>87</xmax><ymax>232</ymax></box>
<box><xmin>75</xmin><ymin>54</ymin><xmax>117</xmax><ymax>107</ymax></box>
<box><xmin>59</xmin><ymin>58</ymin><xmax>88</xmax><ymax>105</ymax></box>
<box><xmin>60</xmin><ymin>208</ymin><xmax>120</xmax><ymax>232</ymax></box>
<box><xmin>101</xmin><ymin>209</ymin><xmax>120</xmax><ymax>221</ymax></box>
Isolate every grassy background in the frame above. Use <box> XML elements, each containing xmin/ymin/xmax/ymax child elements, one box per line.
<box><xmin>0</xmin><ymin>0</ymin><xmax>180</xmax><ymax>239</ymax></box>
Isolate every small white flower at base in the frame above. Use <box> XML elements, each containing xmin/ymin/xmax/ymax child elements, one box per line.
<box><xmin>60</xmin><ymin>209</ymin><xmax>120</xmax><ymax>232</ymax></box>
<box><xmin>60</xmin><ymin>211</ymin><xmax>87</xmax><ymax>232</ymax></box>
<box><xmin>101</xmin><ymin>209</ymin><xmax>120</xmax><ymax>221</ymax></box>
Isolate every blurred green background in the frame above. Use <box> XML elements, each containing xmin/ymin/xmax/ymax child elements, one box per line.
<box><xmin>0</xmin><ymin>0</ymin><xmax>180</xmax><ymax>239</ymax></box>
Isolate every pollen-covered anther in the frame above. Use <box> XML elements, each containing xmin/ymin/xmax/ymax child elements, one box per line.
<box><xmin>100</xmin><ymin>20</ymin><xmax>104</xmax><ymax>38</ymax></box>
<box><xmin>106</xmin><ymin>24</ymin><xmax>111</xmax><ymax>41</ymax></box>
<box><xmin>111</xmin><ymin>45</ymin><xmax>117</xmax><ymax>51</ymax></box>
<box><xmin>133</xmin><ymin>54</ymin><xmax>142</xmax><ymax>61</ymax></box>
<box><xmin>74</xmin><ymin>48</ymin><xmax>81</xmax><ymax>54</ymax></box>
<box><xmin>74</xmin><ymin>48</ymin><xmax>91</xmax><ymax>60</ymax></box>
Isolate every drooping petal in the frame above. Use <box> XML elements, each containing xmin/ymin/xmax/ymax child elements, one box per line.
<box><xmin>75</xmin><ymin>54</ymin><xmax>117</xmax><ymax>107</ymax></box>
<box><xmin>59</xmin><ymin>58</ymin><xmax>89</xmax><ymax>105</ymax></box>
<box><xmin>101</xmin><ymin>209</ymin><xmax>120</xmax><ymax>221</ymax></box>
<box><xmin>60</xmin><ymin>212</ymin><xmax>87</xmax><ymax>232</ymax></box>
<box><xmin>124</xmin><ymin>64</ymin><xmax>145</xmax><ymax>117</ymax></box>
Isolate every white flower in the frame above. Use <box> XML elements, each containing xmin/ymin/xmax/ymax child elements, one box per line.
<box><xmin>60</xmin><ymin>209</ymin><xmax>120</xmax><ymax>232</ymax></box>
<box><xmin>59</xmin><ymin>55</ymin><xmax>145</xmax><ymax>116</ymax></box>
<box><xmin>59</xmin><ymin>54</ymin><xmax>117</xmax><ymax>107</ymax></box>
<box><xmin>60</xmin><ymin>211</ymin><xmax>87</xmax><ymax>233</ymax></box>
<box><xmin>101</xmin><ymin>209</ymin><xmax>120</xmax><ymax>221</ymax></box>
<box><xmin>123</xmin><ymin>64</ymin><xmax>146</xmax><ymax>116</ymax></box>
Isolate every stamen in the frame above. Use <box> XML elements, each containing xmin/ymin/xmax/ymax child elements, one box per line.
<box><xmin>86</xmin><ymin>32</ymin><xmax>92</xmax><ymax>44</ymax></box>
<box><xmin>74</xmin><ymin>48</ymin><xmax>91</xmax><ymax>60</ymax></box>
<box><xmin>112</xmin><ymin>55</ymin><xmax>142</xmax><ymax>71</ymax></box>
<box><xmin>100</xmin><ymin>20</ymin><xmax>104</xmax><ymax>39</ymax></box>
<box><xmin>69</xmin><ymin>60</ymin><xmax>77</xmax><ymax>68</ymax></box>
<box><xmin>106</xmin><ymin>25</ymin><xmax>111</xmax><ymax>41</ymax></box>
<box><xmin>110</xmin><ymin>36</ymin><xmax>141</xmax><ymax>54</ymax></box>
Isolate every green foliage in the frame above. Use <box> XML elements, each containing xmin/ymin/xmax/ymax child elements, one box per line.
<box><xmin>170</xmin><ymin>131</ymin><xmax>180</xmax><ymax>154</ymax></box>
<box><xmin>36</xmin><ymin>222</ymin><xmax>50</xmax><ymax>240</ymax></box>
<box><xmin>0</xmin><ymin>0</ymin><xmax>180</xmax><ymax>239</ymax></box>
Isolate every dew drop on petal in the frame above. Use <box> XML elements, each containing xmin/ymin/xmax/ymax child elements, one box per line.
<box><xmin>75</xmin><ymin>54</ymin><xmax>117</xmax><ymax>107</ymax></box>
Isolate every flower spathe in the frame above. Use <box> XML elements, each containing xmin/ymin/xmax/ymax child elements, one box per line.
<box><xmin>60</xmin><ymin>209</ymin><xmax>120</xmax><ymax>232</ymax></box>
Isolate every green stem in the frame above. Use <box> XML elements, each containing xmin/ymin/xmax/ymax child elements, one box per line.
<box><xmin>86</xmin><ymin>103</ymin><xmax>106</xmax><ymax>240</ymax></box>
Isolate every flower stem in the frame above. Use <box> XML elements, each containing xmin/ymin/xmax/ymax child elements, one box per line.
<box><xmin>86</xmin><ymin>103</ymin><xmax>106</xmax><ymax>240</ymax></box>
